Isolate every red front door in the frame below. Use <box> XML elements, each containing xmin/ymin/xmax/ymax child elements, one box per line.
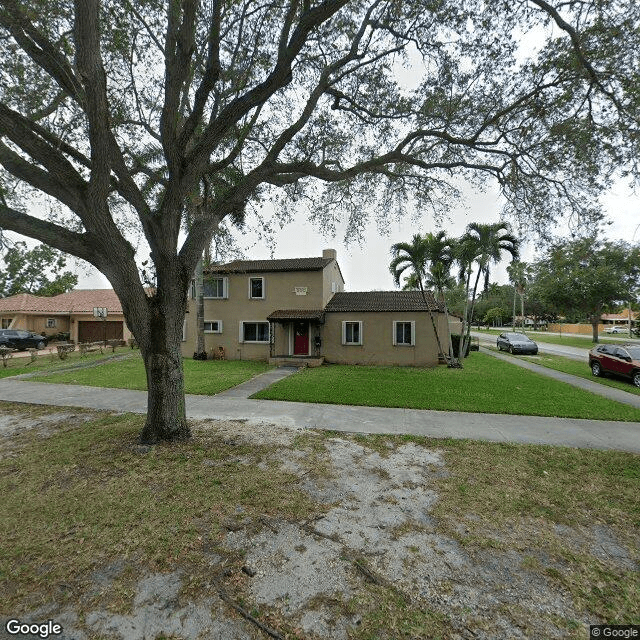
<box><xmin>293</xmin><ymin>321</ymin><xmax>309</xmax><ymax>355</ymax></box>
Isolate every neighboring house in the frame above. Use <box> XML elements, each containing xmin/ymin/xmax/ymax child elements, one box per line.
<box><xmin>514</xmin><ymin>316</ymin><xmax>548</xmax><ymax>329</ymax></box>
<box><xmin>0</xmin><ymin>289</ymin><xmax>132</xmax><ymax>343</ymax></box>
<box><xmin>183</xmin><ymin>249</ymin><xmax>449</xmax><ymax>366</ymax></box>
<box><xmin>601</xmin><ymin>310</ymin><xmax>638</xmax><ymax>327</ymax></box>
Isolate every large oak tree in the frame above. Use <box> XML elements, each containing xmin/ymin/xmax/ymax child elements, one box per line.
<box><xmin>0</xmin><ymin>0</ymin><xmax>637</xmax><ymax>441</ymax></box>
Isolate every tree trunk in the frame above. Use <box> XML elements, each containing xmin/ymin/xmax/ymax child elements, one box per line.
<box><xmin>418</xmin><ymin>280</ymin><xmax>446</xmax><ymax>363</ymax></box>
<box><xmin>121</xmin><ymin>274</ymin><xmax>191</xmax><ymax>444</ymax></box>
<box><xmin>462</xmin><ymin>266</ymin><xmax>483</xmax><ymax>358</ymax></box>
<box><xmin>194</xmin><ymin>254</ymin><xmax>206</xmax><ymax>359</ymax></box>
<box><xmin>139</xmin><ymin>339</ymin><xmax>190</xmax><ymax>443</ymax></box>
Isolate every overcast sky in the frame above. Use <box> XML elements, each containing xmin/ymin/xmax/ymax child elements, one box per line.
<box><xmin>67</xmin><ymin>174</ymin><xmax>638</xmax><ymax>294</ymax></box>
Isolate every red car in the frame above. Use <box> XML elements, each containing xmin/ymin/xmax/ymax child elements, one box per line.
<box><xmin>589</xmin><ymin>344</ymin><xmax>640</xmax><ymax>388</ymax></box>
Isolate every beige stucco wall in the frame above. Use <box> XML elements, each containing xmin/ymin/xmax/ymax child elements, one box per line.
<box><xmin>322</xmin><ymin>311</ymin><xmax>449</xmax><ymax>367</ymax></box>
<box><xmin>321</xmin><ymin>260</ymin><xmax>345</xmax><ymax>306</ymax></box>
<box><xmin>182</xmin><ymin>269</ymin><xmax>326</xmax><ymax>359</ymax></box>
<box><xmin>0</xmin><ymin>313</ymin><xmax>70</xmax><ymax>335</ymax></box>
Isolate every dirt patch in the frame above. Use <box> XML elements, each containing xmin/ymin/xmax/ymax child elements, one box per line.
<box><xmin>2</xmin><ymin>414</ymin><xmax>637</xmax><ymax>640</ymax></box>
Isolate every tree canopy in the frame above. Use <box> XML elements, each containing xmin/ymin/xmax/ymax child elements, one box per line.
<box><xmin>531</xmin><ymin>237</ymin><xmax>640</xmax><ymax>340</ymax></box>
<box><xmin>0</xmin><ymin>0</ymin><xmax>637</xmax><ymax>441</ymax></box>
<box><xmin>0</xmin><ymin>241</ymin><xmax>78</xmax><ymax>297</ymax></box>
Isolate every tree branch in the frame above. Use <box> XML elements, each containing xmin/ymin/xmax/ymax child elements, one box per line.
<box><xmin>0</xmin><ymin>204</ymin><xmax>94</xmax><ymax>263</ymax></box>
<box><xmin>0</xmin><ymin>0</ymin><xmax>84</xmax><ymax>101</ymax></box>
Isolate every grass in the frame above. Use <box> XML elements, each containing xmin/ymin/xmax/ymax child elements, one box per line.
<box><xmin>1</xmin><ymin>404</ymin><xmax>637</xmax><ymax>634</ymax></box>
<box><xmin>253</xmin><ymin>353</ymin><xmax>640</xmax><ymax>421</ymax></box>
<box><xmin>30</xmin><ymin>354</ymin><xmax>273</xmax><ymax>395</ymax></box>
<box><xmin>494</xmin><ymin>349</ymin><xmax>640</xmax><ymax>396</ymax></box>
<box><xmin>0</xmin><ymin>403</ymin><xmax>318</xmax><ymax>615</ymax></box>
<box><xmin>0</xmin><ymin>347</ymin><xmax>126</xmax><ymax>379</ymax></box>
<box><xmin>427</xmin><ymin>436</ymin><xmax>640</xmax><ymax>625</ymax></box>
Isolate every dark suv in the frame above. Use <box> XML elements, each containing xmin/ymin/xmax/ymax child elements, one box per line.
<box><xmin>589</xmin><ymin>344</ymin><xmax>640</xmax><ymax>388</ymax></box>
<box><xmin>0</xmin><ymin>329</ymin><xmax>48</xmax><ymax>351</ymax></box>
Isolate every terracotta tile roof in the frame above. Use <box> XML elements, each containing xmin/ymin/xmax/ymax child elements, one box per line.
<box><xmin>267</xmin><ymin>309</ymin><xmax>325</xmax><ymax>322</ymax></box>
<box><xmin>0</xmin><ymin>290</ymin><xmax>123</xmax><ymax>314</ymax></box>
<box><xmin>601</xmin><ymin>311</ymin><xmax>638</xmax><ymax>321</ymax></box>
<box><xmin>325</xmin><ymin>291</ymin><xmax>443</xmax><ymax>313</ymax></box>
<box><xmin>207</xmin><ymin>257</ymin><xmax>332</xmax><ymax>274</ymax></box>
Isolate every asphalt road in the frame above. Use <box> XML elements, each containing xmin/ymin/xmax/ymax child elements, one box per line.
<box><xmin>471</xmin><ymin>331</ymin><xmax>591</xmax><ymax>361</ymax></box>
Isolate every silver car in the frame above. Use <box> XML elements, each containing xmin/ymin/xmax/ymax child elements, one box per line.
<box><xmin>496</xmin><ymin>332</ymin><xmax>538</xmax><ymax>355</ymax></box>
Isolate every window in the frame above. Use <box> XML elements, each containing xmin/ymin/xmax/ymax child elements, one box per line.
<box><xmin>393</xmin><ymin>321</ymin><xmax>415</xmax><ymax>346</ymax></box>
<box><xmin>249</xmin><ymin>277</ymin><xmax>264</xmax><ymax>299</ymax></box>
<box><xmin>46</xmin><ymin>318</ymin><xmax>57</xmax><ymax>328</ymax></box>
<box><xmin>205</xmin><ymin>277</ymin><xmax>227</xmax><ymax>298</ymax></box>
<box><xmin>342</xmin><ymin>321</ymin><xmax>362</xmax><ymax>345</ymax></box>
<box><xmin>191</xmin><ymin>277</ymin><xmax>228</xmax><ymax>299</ymax></box>
<box><xmin>1</xmin><ymin>318</ymin><xmax>12</xmax><ymax>329</ymax></box>
<box><xmin>240</xmin><ymin>321</ymin><xmax>269</xmax><ymax>343</ymax></box>
<box><xmin>182</xmin><ymin>319</ymin><xmax>187</xmax><ymax>342</ymax></box>
<box><xmin>204</xmin><ymin>320</ymin><xmax>222</xmax><ymax>333</ymax></box>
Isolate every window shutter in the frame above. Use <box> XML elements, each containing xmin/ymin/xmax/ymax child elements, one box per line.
<box><xmin>223</xmin><ymin>277</ymin><xmax>229</xmax><ymax>299</ymax></box>
<box><xmin>218</xmin><ymin>320</ymin><xmax>223</xmax><ymax>332</ymax></box>
<box><xmin>411</xmin><ymin>321</ymin><xmax>416</xmax><ymax>346</ymax></box>
<box><xmin>358</xmin><ymin>321</ymin><xmax>363</xmax><ymax>345</ymax></box>
<box><xmin>239</xmin><ymin>322</ymin><xmax>244</xmax><ymax>343</ymax></box>
<box><xmin>392</xmin><ymin>321</ymin><xmax>397</xmax><ymax>346</ymax></box>
<box><xmin>341</xmin><ymin>321</ymin><xmax>346</xmax><ymax>345</ymax></box>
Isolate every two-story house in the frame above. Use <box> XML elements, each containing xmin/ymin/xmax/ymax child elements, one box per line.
<box><xmin>182</xmin><ymin>249</ymin><xmax>451</xmax><ymax>367</ymax></box>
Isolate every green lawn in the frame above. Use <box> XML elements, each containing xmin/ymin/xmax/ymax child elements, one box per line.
<box><xmin>0</xmin><ymin>348</ymin><xmax>124</xmax><ymax>379</ymax></box>
<box><xmin>31</xmin><ymin>355</ymin><xmax>273</xmax><ymax>395</ymax></box>
<box><xmin>253</xmin><ymin>353</ymin><xmax>640</xmax><ymax>421</ymax></box>
<box><xmin>494</xmin><ymin>349</ymin><xmax>640</xmax><ymax>396</ymax></box>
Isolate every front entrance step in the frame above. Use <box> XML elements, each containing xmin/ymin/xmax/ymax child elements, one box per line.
<box><xmin>268</xmin><ymin>356</ymin><xmax>324</xmax><ymax>368</ymax></box>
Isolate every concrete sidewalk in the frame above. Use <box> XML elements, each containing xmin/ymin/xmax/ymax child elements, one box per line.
<box><xmin>0</xmin><ymin>371</ymin><xmax>638</xmax><ymax>453</ymax></box>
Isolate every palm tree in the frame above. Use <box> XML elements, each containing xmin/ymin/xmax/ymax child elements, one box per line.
<box><xmin>422</xmin><ymin>232</ymin><xmax>459</xmax><ymax>365</ymax></box>
<box><xmin>390</xmin><ymin>234</ymin><xmax>449</xmax><ymax>364</ymax></box>
<box><xmin>507</xmin><ymin>260</ymin><xmax>528</xmax><ymax>331</ymax></box>
<box><xmin>456</xmin><ymin>222</ymin><xmax>519</xmax><ymax>357</ymax></box>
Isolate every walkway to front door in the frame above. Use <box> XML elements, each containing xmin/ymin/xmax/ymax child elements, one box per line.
<box><xmin>293</xmin><ymin>321</ymin><xmax>309</xmax><ymax>355</ymax></box>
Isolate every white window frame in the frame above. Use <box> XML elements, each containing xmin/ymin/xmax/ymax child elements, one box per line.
<box><xmin>341</xmin><ymin>320</ymin><xmax>363</xmax><ymax>346</ymax></box>
<box><xmin>239</xmin><ymin>321</ymin><xmax>270</xmax><ymax>343</ymax></box>
<box><xmin>204</xmin><ymin>320</ymin><xmax>223</xmax><ymax>333</ymax></box>
<box><xmin>393</xmin><ymin>321</ymin><xmax>415</xmax><ymax>346</ymax></box>
<box><xmin>46</xmin><ymin>318</ymin><xmax>57</xmax><ymax>328</ymax></box>
<box><xmin>204</xmin><ymin>277</ymin><xmax>228</xmax><ymax>299</ymax></box>
<box><xmin>182</xmin><ymin>318</ymin><xmax>187</xmax><ymax>342</ymax></box>
<box><xmin>248</xmin><ymin>276</ymin><xmax>265</xmax><ymax>299</ymax></box>
<box><xmin>191</xmin><ymin>276</ymin><xmax>228</xmax><ymax>299</ymax></box>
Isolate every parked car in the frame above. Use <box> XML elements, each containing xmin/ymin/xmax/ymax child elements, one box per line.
<box><xmin>496</xmin><ymin>332</ymin><xmax>539</xmax><ymax>355</ymax></box>
<box><xmin>604</xmin><ymin>326</ymin><xmax>628</xmax><ymax>334</ymax></box>
<box><xmin>0</xmin><ymin>329</ymin><xmax>48</xmax><ymax>350</ymax></box>
<box><xmin>589</xmin><ymin>344</ymin><xmax>640</xmax><ymax>388</ymax></box>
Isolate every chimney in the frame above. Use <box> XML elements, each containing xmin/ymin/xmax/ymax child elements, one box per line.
<box><xmin>322</xmin><ymin>248</ymin><xmax>337</xmax><ymax>261</ymax></box>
